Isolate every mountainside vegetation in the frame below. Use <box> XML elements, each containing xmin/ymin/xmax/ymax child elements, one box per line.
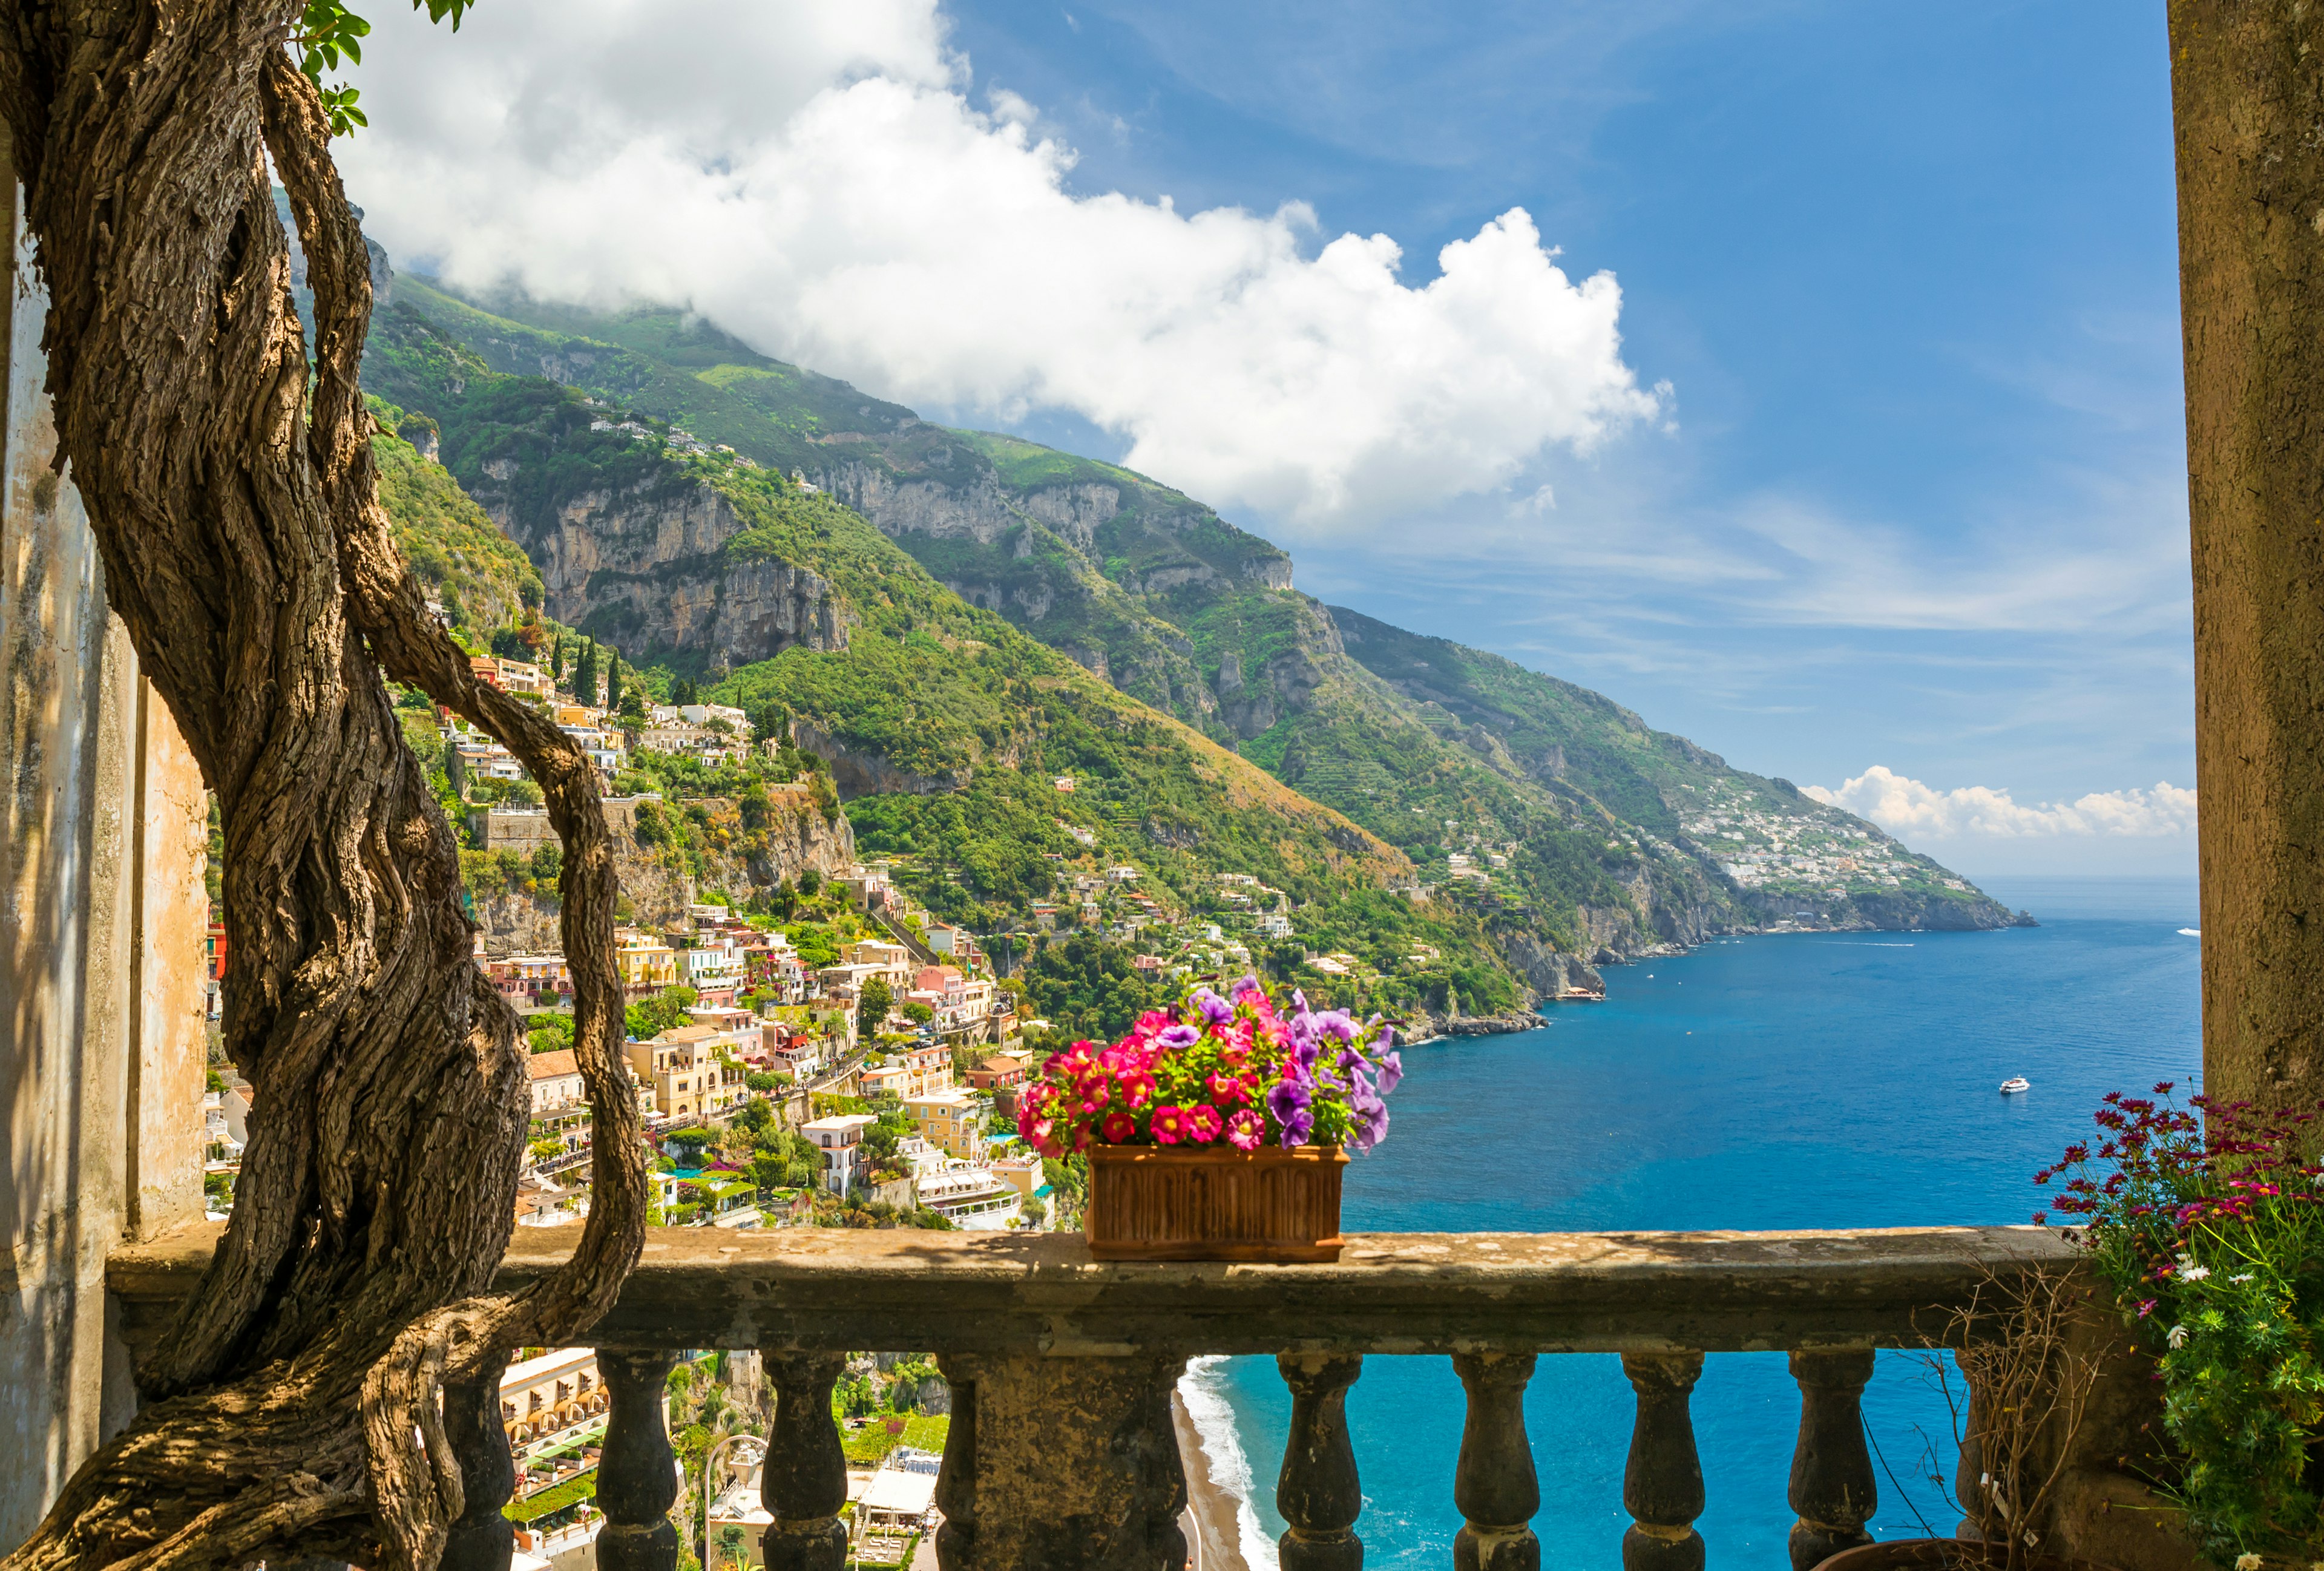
<box><xmin>355</xmin><ymin>257</ymin><xmax>2021</xmax><ymax>1009</ymax></box>
<box><xmin>361</xmin><ymin>281</ymin><xmax>1541</xmax><ymax>1015</ymax></box>
<box><xmin>363</xmin><ymin>269</ymin><xmax>2017</xmax><ymax>957</ymax></box>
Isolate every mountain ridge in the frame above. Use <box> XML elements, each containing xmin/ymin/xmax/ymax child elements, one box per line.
<box><xmin>355</xmin><ymin>263</ymin><xmax>2023</xmax><ymax>1003</ymax></box>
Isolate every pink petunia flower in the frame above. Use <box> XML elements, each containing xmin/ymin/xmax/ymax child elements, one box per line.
<box><xmin>1150</xmin><ymin>1105</ymin><xmax>1189</xmax><ymax>1145</ymax></box>
<box><xmin>1101</xmin><ymin>1110</ymin><xmax>1138</xmax><ymax>1144</ymax></box>
<box><xmin>1186</xmin><ymin>1104</ymin><xmax>1223</xmax><ymax>1143</ymax></box>
<box><xmin>1117</xmin><ymin>1071</ymin><xmax>1157</xmax><ymax>1110</ymax></box>
<box><xmin>1206</xmin><ymin>1072</ymin><xmax>1247</xmax><ymax>1106</ymax></box>
<box><xmin>1226</xmin><ymin>1108</ymin><xmax>1265</xmax><ymax>1151</ymax></box>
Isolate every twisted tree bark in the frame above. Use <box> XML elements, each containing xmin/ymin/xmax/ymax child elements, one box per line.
<box><xmin>0</xmin><ymin>7</ymin><xmax>644</xmax><ymax>1570</ymax></box>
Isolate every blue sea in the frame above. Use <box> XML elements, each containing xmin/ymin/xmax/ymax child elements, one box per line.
<box><xmin>1178</xmin><ymin>875</ymin><xmax>2202</xmax><ymax>1569</ymax></box>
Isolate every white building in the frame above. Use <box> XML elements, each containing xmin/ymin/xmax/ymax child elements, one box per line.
<box><xmin>914</xmin><ymin>1165</ymin><xmax>1022</xmax><ymax>1229</ymax></box>
<box><xmin>803</xmin><ymin>1113</ymin><xmax>877</xmax><ymax>1196</ymax></box>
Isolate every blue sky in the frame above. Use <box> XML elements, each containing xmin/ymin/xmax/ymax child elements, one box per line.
<box><xmin>937</xmin><ymin>1</ymin><xmax>2191</xmax><ymax>873</ymax></box>
<box><xmin>346</xmin><ymin>0</ymin><xmax>2193</xmax><ymax>874</ymax></box>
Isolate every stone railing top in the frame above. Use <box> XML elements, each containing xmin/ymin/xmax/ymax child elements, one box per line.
<box><xmin>110</xmin><ymin>1222</ymin><xmax>2076</xmax><ymax>1359</ymax></box>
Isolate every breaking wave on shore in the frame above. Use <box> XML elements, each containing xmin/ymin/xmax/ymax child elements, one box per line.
<box><xmin>1180</xmin><ymin>1356</ymin><xmax>1278</xmax><ymax>1570</ymax></box>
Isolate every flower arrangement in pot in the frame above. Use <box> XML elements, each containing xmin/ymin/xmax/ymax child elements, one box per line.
<box><xmin>2037</xmin><ymin>1083</ymin><xmax>2324</xmax><ymax>1570</ymax></box>
<box><xmin>1017</xmin><ymin>975</ymin><xmax>1401</xmax><ymax>1261</ymax></box>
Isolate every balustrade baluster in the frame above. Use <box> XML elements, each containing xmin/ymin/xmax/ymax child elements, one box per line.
<box><xmin>924</xmin><ymin>1352</ymin><xmax>1184</xmax><ymax>1567</ymax></box>
<box><xmin>1620</xmin><ymin>1351</ymin><xmax>1706</xmax><ymax>1571</ymax></box>
<box><xmin>1276</xmin><ymin>1353</ymin><xmax>1364</xmax><ymax>1571</ymax></box>
<box><xmin>1452</xmin><ymin>1351</ymin><xmax>1539</xmax><ymax>1571</ymax></box>
<box><xmin>1788</xmin><ymin>1348</ymin><xmax>1877</xmax><ymax>1570</ymax></box>
<box><xmin>933</xmin><ymin>1354</ymin><xmax>979</xmax><ymax>1570</ymax></box>
<box><xmin>760</xmin><ymin>1351</ymin><xmax>850</xmax><ymax>1571</ymax></box>
<box><xmin>595</xmin><ymin>1349</ymin><xmax>680</xmax><ymax>1571</ymax></box>
<box><xmin>441</xmin><ymin>1366</ymin><xmax>516</xmax><ymax>1571</ymax></box>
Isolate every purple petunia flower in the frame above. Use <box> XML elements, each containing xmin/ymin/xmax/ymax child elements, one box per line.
<box><xmin>1348</xmin><ymin>1089</ymin><xmax>1388</xmax><ymax>1153</ymax></box>
<box><xmin>1287</xmin><ymin>1037</ymin><xmax>1321</xmax><ymax>1079</ymax></box>
<box><xmin>1195</xmin><ymin>989</ymin><xmax>1235</xmax><ymax>1027</ymax></box>
<box><xmin>1374</xmin><ymin>1051</ymin><xmax>1403</xmax><ymax>1095</ymax></box>
<box><xmin>1267</xmin><ymin>1078</ymin><xmax>1313</xmax><ymax>1143</ymax></box>
<box><xmin>1315</xmin><ymin>1009</ymin><xmax>1357</xmax><ymax>1043</ymax></box>
<box><xmin>1232</xmin><ymin>972</ymin><xmax>1264</xmax><ymax>1002</ymax></box>
<box><xmin>1157</xmin><ymin>1023</ymin><xmax>1201</xmax><ymax>1049</ymax></box>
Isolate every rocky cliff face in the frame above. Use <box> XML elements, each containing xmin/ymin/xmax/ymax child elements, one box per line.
<box><xmin>1497</xmin><ymin>931</ymin><xmax>1608</xmax><ymax>999</ymax></box>
<box><xmin>467</xmin><ymin>468</ymin><xmax>849</xmax><ymax>667</ymax></box>
<box><xmin>790</xmin><ymin>719</ymin><xmax>972</xmax><ymax>801</ymax></box>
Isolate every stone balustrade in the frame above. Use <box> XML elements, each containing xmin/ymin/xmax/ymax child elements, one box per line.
<box><xmin>108</xmin><ymin>1223</ymin><xmax>2089</xmax><ymax>1571</ymax></box>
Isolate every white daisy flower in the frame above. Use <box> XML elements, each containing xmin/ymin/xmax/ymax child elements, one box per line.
<box><xmin>2168</xmin><ymin>1324</ymin><xmax>2190</xmax><ymax>1349</ymax></box>
<box><xmin>2181</xmin><ymin>1264</ymin><xmax>2212</xmax><ymax>1282</ymax></box>
<box><xmin>2234</xmin><ymin>1553</ymin><xmax>2262</xmax><ymax>1571</ymax></box>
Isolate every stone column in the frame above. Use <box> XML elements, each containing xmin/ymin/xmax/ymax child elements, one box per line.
<box><xmin>442</xmin><ymin>1367</ymin><xmax>517</xmax><ymax>1571</ymax></box>
<box><xmin>595</xmin><ymin>1350</ymin><xmax>681</xmax><ymax>1571</ymax></box>
<box><xmin>931</xmin><ymin>1352</ymin><xmax>1187</xmax><ymax>1570</ymax></box>
<box><xmin>1619</xmin><ymin>1352</ymin><xmax>1705</xmax><ymax>1571</ymax></box>
<box><xmin>2171</xmin><ymin>1</ymin><xmax>2324</xmax><ymax>1106</ymax></box>
<box><xmin>760</xmin><ymin>1352</ymin><xmax>848</xmax><ymax>1571</ymax></box>
<box><xmin>1451</xmin><ymin>1351</ymin><xmax>1539</xmax><ymax>1571</ymax></box>
<box><xmin>1275</xmin><ymin>1353</ymin><xmax>1364</xmax><ymax>1571</ymax></box>
<box><xmin>1785</xmin><ymin>1349</ymin><xmax>1876</xmax><ymax>1571</ymax></box>
<box><xmin>0</xmin><ymin>136</ymin><xmax>210</xmax><ymax>1550</ymax></box>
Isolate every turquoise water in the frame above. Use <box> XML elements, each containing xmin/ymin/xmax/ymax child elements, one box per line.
<box><xmin>1200</xmin><ymin>875</ymin><xmax>2202</xmax><ymax>1568</ymax></box>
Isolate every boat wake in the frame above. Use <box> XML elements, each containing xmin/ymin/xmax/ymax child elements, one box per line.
<box><xmin>2178</xmin><ymin>928</ymin><xmax>2201</xmax><ymax>937</ymax></box>
<box><xmin>1179</xmin><ymin>1357</ymin><xmax>1278</xmax><ymax>1570</ymax></box>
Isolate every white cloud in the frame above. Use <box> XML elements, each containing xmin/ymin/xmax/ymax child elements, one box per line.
<box><xmin>1804</xmin><ymin>766</ymin><xmax>2197</xmax><ymax>839</ymax></box>
<box><xmin>335</xmin><ymin>0</ymin><xmax>1661</xmax><ymax>533</ymax></box>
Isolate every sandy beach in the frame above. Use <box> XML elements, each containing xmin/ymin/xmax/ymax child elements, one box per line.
<box><xmin>1171</xmin><ymin>1390</ymin><xmax>1255</xmax><ymax>1571</ymax></box>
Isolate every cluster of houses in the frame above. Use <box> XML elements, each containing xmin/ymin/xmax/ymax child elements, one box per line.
<box><xmin>445</xmin><ymin>649</ymin><xmax>758</xmax><ymax>790</ymax></box>
<box><xmin>477</xmin><ymin>869</ymin><xmax>1042</xmax><ymax>1239</ymax></box>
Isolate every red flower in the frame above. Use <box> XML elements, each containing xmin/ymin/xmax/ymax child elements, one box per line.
<box><xmin>1100</xmin><ymin>1110</ymin><xmax>1138</xmax><ymax>1144</ymax></box>
<box><xmin>1150</xmin><ymin>1105</ymin><xmax>1190</xmax><ymax>1145</ymax></box>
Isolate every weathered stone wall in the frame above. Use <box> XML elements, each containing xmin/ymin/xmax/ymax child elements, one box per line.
<box><xmin>0</xmin><ymin>149</ymin><xmax>211</xmax><ymax>1550</ymax></box>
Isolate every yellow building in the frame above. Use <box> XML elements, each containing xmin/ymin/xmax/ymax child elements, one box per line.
<box><xmin>859</xmin><ymin>1063</ymin><xmax>911</xmax><ymax>1098</ymax></box>
<box><xmin>616</xmin><ymin>930</ymin><xmax>681</xmax><ymax>997</ymax></box>
<box><xmin>623</xmin><ymin>1025</ymin><xmax>745</xmax><ymax>1121</ymax></box>
<box><xmin>903</xmin><ymin>1089</ymin><xmax>985</xmax><ymax>1160</ymax></box>
<box><xmin>842</xmin><ymin>939</ymin><xmax>914</xmax><ymax>988</ymax></box>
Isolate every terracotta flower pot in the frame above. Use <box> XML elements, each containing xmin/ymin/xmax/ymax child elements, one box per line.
<box><xmin>1813</xmin><ymin>1539</ymin><xmax>2124</xmax><ymax>1571</ymax></box>
<box><xmin>1085</xmin><ymin>1143</ymin><xmax>1348</xmax><ymax>1261</ymax></box>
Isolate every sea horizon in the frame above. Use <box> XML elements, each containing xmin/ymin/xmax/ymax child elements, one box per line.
<box><xmin>1178</xmin><ymin>870</ymin><xmax>2201</xmax><ymax>1569</ymax></box>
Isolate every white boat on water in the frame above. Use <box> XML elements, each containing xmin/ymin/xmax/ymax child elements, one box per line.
<box><xmin>1999</xmin><ymin>1077</ymin><xmax>2030</xmax><ymax>1095</ymax></box>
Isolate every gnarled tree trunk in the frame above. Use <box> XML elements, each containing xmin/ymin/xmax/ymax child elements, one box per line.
<box><xmin>0</xmin><ymin>7</ymin><xmax>643</xmax><ymax>1571</ymax></box>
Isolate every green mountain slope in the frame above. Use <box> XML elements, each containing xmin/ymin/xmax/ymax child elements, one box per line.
<box><xmin>359</xmin><ymin>297</ymin><xmax>1546</xmax><ymax>1016</ymax></box>
<box><xmin>367</xmin><ymin>399</ymin><xmax>543</xmax><ymax>635</ymax></box>
<box><xmin>359</xmin><ymin>266</ymin><xmax>2021</xmax><ymax>986</ymax></box>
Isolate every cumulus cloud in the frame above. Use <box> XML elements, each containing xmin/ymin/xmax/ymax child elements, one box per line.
<box><xmin>1803</xmin><ymin>767</ymin><xmax>2197</xmax><ymax>839</ymax></box>
<box><xmin>335</xmin><ymin>0</ymin><xmax>1661</xmax><ymax>533</ymax></box>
